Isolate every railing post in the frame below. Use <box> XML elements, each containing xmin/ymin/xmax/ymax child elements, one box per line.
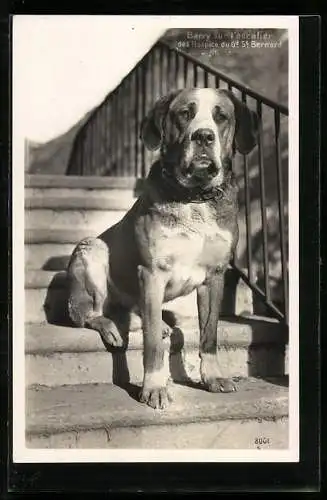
<box><xmin>116</xmin><ymin>86</ymin><xmax>123</xmax><ymax>176</ymax></box>
<box><xmin>121</xmin><ymin>79</ymin><xmax>129</xmax><ymax>177</ymax></box>
<box><xmin>204</xmin><ymin>70</ymin><xmax>209</xmax><ymax>87</ymax></box>
<box><xmin>175</xmin><ymin>51</ymin><xmax>180</xmax><ymax>88</ymax></box>
<box><xmin>275</xmin><ymin>110</ymin><xmax>289</xmax><ymax>323</ymax></box>
<box><xmin>167</xmin><ymin>46</ymin><xmax>172</xmax><ymax>90</ymax></box>
<box><xmin>183</xmin><ymin>57</ymin><xmax>189</xmax><ymax>87</ymax></box>
<box><xmin>193</xmin><ymin>64</ymin><xmax>198</xmax><ymax>87</ymax></box>
<box><xmin>134</xmin><ymin>66</ymin><xmax>140</xmax><ymax>177</ymax></box>
<box><xmin>257</xmin><ymin>101</ymin><xmax>270</xmax><ymax>302</ymax></box>
<box><xmin>141</xmin><ymin>56</ymin><xmax>148</xmax><ymax>178</ymax></box>
<box><xmin>242</xmin><ymin>92</ymin><xmax>254</xmax><ymax>283</ymax></box>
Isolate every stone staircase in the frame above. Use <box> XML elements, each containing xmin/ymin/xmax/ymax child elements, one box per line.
<box><xmin>24</xmin><ymin>174</ymin><xmax>289</xmax><ymax>449</ymax></box>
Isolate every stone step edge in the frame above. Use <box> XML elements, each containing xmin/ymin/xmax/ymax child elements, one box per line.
<box><xmin>25</xmin><ymin>196</ymin><xmax>134</xmax><ymax>211</ymax></box>
<box><xmin>25</xmin><ymin>228</ymin><xmax>99</xmax><ymax>244</ymax></box>
<box><xmin>24</xmin><ymin>266</ymin><xmax>251</xmax><ymax>289</ymax></box>
<box><xmin>26</xmin><ymin>378</ymin><xmax>289</xmax><ymax>437</ymax></box>
<box><xmin>24</xmin><ymin>267</ymin><xmax>260</xmax><ymax>324</ymax></box>
<box><xmin>25</xmin><ymin>174</ymin><xmax>143</xmax><ymax>190</ymax></box>
<box><xmin>25</xmin><ymin>317</ymin><xmax>287</xmax><ymax>355</ymax></box>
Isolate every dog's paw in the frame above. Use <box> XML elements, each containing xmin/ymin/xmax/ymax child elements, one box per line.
<box><xmin>139</xmin><ymin>386</ymin><xmax>173</xmax><ymax>409</ymax></box>
<box><xmin>203</xmin><ymin>377</ymin><xmax>237</xmax><ymax>393</ymax></box>
<box><xmin>86</xmin><ymin>316</ymin><xmax>124</xmax><ymax>348</ymax></box>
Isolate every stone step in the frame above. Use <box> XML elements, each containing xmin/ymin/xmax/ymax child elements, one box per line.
<box><xmin>25</xmin><ymin>174</ymin><xmax>139</xmax><ymax>189</ymax></box>
<box><xmin>25</xmin><ymin>229</ymin><xmax>92</xmax><ymax>270</ymax></box>
<box><xmin>25</xmin><ymin>178</ymin><xmax>136</xmax><ymax>230</ymax></box>
<box><xmin>25</xmin><ymin>319</ymin><xmax>287</xmax><ymax>387</ymax></box>
<box><xmin>25</xmin><ymin>228</ymin><xmax>96</xmax><ymax>244</ymax></box>
<box><xmin>25</xmin><ymin>187</ymin><xmax>135</xmax><ymax>201</ymax></box>
<box><xmin>25</xmin><ymin>243</ymin><xmax>76</xmax><ymax>271</ymax></box>
<box><xmin>25</xmin><ymin>195</ymin><xmax>136</xmax><ymax>211</ymax></box>
<box><xmin>26</xmin><ymin>378</ymin><xmax>289</xmax><ymax>449</ymax></box>
<box><xmin>25</xmin><ymin>207</ymin><xmax>128</xmax><ymax>231</ymax></box>
<box><xmin>24</xmin><ymin>268</ymin><xmax>255</xmax><ymax>324</ymax></box>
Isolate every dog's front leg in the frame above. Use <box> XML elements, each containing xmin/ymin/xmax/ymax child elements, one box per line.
<box><xmin>138</xmin><ymin>265</ymin><xmax>172</xmax><ymax>409</ymax></box>
<box><xmin>197</xmin><ymin>271</ymin><xmax>236</xmax><ymax>393</ymax></box>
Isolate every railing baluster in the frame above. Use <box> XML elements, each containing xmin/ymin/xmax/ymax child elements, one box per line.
<box><xmin>88</xmin><ymin>118</ymin><xmax>95</xmax><ymax>175</ymax></box>
<box><xmin>275</xmin><ymin>110</ymin><xmax>288</xmax><ymax>323</ymax></box>
<box><xmin>149</xmin><ymin>51</ymin><xmax>156</xmax><ymax>106</ymax></box>
<box><xmin>159</xmin><ymin>45</ymin><xmax>164</xmax><ymax>96</ymax></box>
<box><xmin>122</xmin><ymin>80</ymin><xmax>128</xmax><ymax>177</ymax></box>
<box><xmin>76</xmin><ymin>131</ymin><xmax>83</xmax><ymax>176</ymax></box>
<box><xmin>117</xmin><ymin>87</ymin><xmax>123</xmax><ymax>176</ymax></box>
<box><xmin>147</xmin><ymin>50</ymin><xmax>156</xmax><ymax>171</ymax></box>
<box><xmin>99</xmin><ymin>107</ymin><xmax>105</xmax><ymax>174</ymax></box>
<box><xmin>83</xmin><ymin>122</ymin><xmax>89</xmax><ymax>175</ymax></box>
<box><xmin>167</xmin><ymin>46</ymin><xmax>172</xmax><ymax>90</ymax></box>
<box><xmin>175</xmin><ymin>51</ymin><xmax>180</xmax><ymax>88</ymax></box>
<box><xmin>113</xmin><ymin>92</ymin><xmax>119</xmax><ymax>175</ymax></box>
<box><xmin>215</xmin><ymin>75</ymin><xmax>220</xmax><ymax>88</ymax></box>
<box><xmin>193</xmin><ymin>64</ymin><xmax>198</xmax><ymax>86</ymax></box>
<box><xmin>86</xmin><ymin>127</ymin><xmax>91</xmax><ymax>175</ymax></box>
<box><xmin>204</xmin><ymin>70</ymin><xmax>209</xmax><ymax>87</ymax></box>
<box><xmin>257</xmin><ymin>101</ymin><xmax>270</xmax><ymax>301</ymax></box>
<box><xmin>242</xmin><ymin>92</ymin><xmax>254</xmax><ymax>282</ymax></box>
<box><xmin>141</xmin><ymin>57</ymin><xmax>147</xmax><ymax>177</ymax></box>
<box><xmin>128</xmin><ymin>76</ymin><xmax>133</xmax><ymax>178</ymax></box>
<box><xmin>103</xmin><ymin>99</ymin><xmax>109</xmax><ymax>175</ymax></box>
<box><xmin>183</xmin><ymin>57</ymin><xmax>188</xmax><ymax>87</ymax></box>
<box><xmin>94</xmin><ymin>112</ymin><xmax>99</xmax><ymax>174</ymax></box>
<box><xmin>121</xmin><ymin>87</ymin><xmax>126</xmax><ymax>176</ymax></box>
<box><xmin>86</xmin><ymin>121</ymin><xmax>91</xmax><ymax>175</ymax></box>
<box><xmin>115</xmin><ymin>93</ymin><xmax>120</xmax><ymax>176</ymax></box>
<box><xmin>115</xmin><ymin>89</ymin><xmax>121</xmax><ymax>176</ymax></box>
<box><xmin>71</xmin><ymin>133</ymin><xmax>78</xmax><ymax>175</ymax></box>
<box><xmin>153</xmin><ymin>46</ymin><xmax>160</xmax><ymax>100</ymax></box>
<box><xmin>162</xmin><ymin>47</ymin><xmax>168</xmax><ymax>96</ymax></box>
<box><xmin>233</xmin><ymin>265</ymin><xmax>286</xmax><ymax>323</ymax></box>
<box><xmin>134</xmin><ymin>67</ymin><xmax>140</xmax><ymax>177</ymax></box>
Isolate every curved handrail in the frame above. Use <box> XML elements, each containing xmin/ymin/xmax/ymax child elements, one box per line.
<box><xmin>158</xmin><ymin>40</ymin><xmax>289</xmax><ymax>115</ymax></box>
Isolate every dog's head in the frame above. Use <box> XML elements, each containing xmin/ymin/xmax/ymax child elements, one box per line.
<box><xmin>140</xmin><ymin>88</ymin><xmax>258</xmax><ymax>190</ymax></box>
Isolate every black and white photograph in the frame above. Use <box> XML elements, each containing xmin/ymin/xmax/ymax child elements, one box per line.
<box><xmin>13</xmin><ymin>16</ymin><xmax>299</xmax><ymax>461</ymax></box>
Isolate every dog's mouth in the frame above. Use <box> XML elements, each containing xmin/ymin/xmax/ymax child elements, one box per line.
<box><xmin>179</xmin><ymin>156</ymin><xmax>221</xmax><ymax>188</ymax></box>
<box><xmin>186</xmin><ymin>159</ymin><xmax>217</xmax><ymax>177</ymax></box>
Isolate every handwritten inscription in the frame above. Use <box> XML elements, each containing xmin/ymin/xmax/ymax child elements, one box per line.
<box><xmin>255</xmin><ymin>437</ymin><xmax>271</xmax><ymax>446</ymax></box>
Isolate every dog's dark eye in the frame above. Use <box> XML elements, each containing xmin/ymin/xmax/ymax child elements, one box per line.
<box><xmin>214</xmin><ymin>107</ymin><xmax>228</xmax><ymax>122</ymax></box>
<box><xmin>178</xmin><ymin>109</ymin><xmax>191</xmax><ymax>121</ymax></box>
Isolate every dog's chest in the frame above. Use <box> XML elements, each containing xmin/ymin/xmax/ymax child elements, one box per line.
<box><xmin>154</xmin><ymin>203</ymin><xmax>233</xmax><ymax>297</ymax></box>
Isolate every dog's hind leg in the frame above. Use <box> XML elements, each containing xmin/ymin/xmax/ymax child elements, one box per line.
<box><xmin>67</xmin><ymin>237</ymin><xmax>127</xmax><ymax>348</ymax></box>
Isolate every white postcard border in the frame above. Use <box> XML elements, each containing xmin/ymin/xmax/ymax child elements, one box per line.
<box><xmin>12</xmin><ymin>15</ymin><xmax>299</xmax><ymax>463</ymax></box>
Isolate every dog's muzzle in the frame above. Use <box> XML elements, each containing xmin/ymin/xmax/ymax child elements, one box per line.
<box><xmin>185</xmin><ymin>159</ymin><xmax>219</xmax><ymax>182</ymax></box>
<box><xmin>184</xmin><ymin>127</ymin><xmax>220</xmax><ymax>183</ymax></box>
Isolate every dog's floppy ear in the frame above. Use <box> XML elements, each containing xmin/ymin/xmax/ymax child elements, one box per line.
<box><xmin>221</xmin><ymin>90</ymin><xmax>258</xmax><ymax>155</ymax></box>
<box><xmin>140</xmin><ymin>90</ymin><xmax>183</xmax><ymax>151</ymax></box>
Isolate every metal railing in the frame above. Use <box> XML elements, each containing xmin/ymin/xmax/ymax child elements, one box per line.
<box><xmin>67</xmin><ymin>40</ymin><xmax>289</xmax><ymax>325</ymax></box>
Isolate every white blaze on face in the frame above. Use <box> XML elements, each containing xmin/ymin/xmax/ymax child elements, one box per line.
<box><xmin>187</xmin><ymin>88</ymin><xmax>222</xmax><ymax>163</ymax></box>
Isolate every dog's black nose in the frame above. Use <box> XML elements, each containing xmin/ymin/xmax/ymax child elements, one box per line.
<box><xmin>191</xmin><ymin>128</ymin><xmax>215</xmax><ymax>146</ymax></box>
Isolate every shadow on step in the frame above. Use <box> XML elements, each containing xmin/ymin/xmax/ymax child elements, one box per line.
<box><xmin>44</xmin><ymin>271</ymin><xmax>73</xmax><ymax>326</ymax></box>
<box><xmin>265</xmin><ymin>375</ymin><xmax>289</xmax><ymax>387</ymax></box>
<box><xmin>246</xmin><ymin>318</ymin><xmax>288</xmax><ymax>382</ymax></box>
<box><xmin>43</xmin><ymin>255</ymin><xmax>71</xmax><ymax>271</ymax></box>
<box><xmin>99</xmin><ymin>337</ymin><xmax>142</xmax><ymax>403</ymax></box>
<box><xmin>43</xmin><ymin>272</ymin><xmax>289</xmax><ymax>390</ymax></box>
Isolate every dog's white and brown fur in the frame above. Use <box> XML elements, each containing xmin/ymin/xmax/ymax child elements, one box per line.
<box><xmin>67</xmin><ymin>88</ymin><xmax>258</xmax><ymax>409</ymax></box>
